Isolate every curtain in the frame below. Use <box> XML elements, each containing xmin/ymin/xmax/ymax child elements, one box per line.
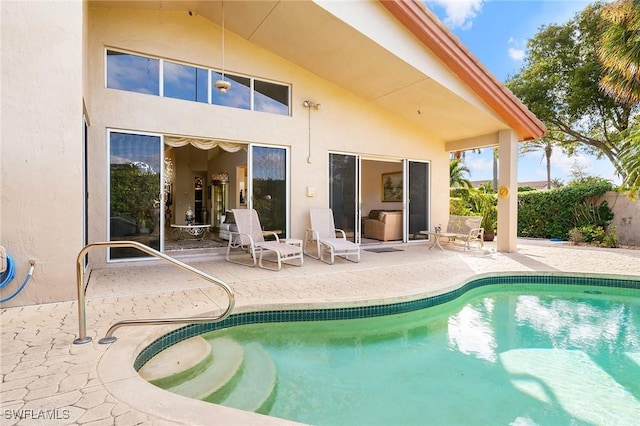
<box><xmin>164</xmin><ymin>136</ymin><xmax>245</xmax><ymax>152</ymax></box>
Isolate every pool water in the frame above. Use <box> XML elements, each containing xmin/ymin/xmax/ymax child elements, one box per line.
<box><xmin>204</xmin><ymin>284</ymin><xmax>640</xmax><ymax>425</ymax></box>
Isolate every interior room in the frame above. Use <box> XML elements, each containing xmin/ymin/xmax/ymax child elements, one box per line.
<box><xmin>360</xmin><ymin>159</ymin><xmax>404</xmax><ymax>245</ymax></box>
<box><xmin>164</xmin><ymin>143</ymin><xmax>248</xmax><ymax>253</ymax></box>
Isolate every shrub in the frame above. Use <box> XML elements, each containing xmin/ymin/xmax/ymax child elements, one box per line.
<box><xmin>602</xmin><ymin>225</ymin><xmax>620</xmax><ymax>248</ymax></box>
<box><xmin>449</xmin><ymin>197</ymin><xmax>473</xmax><ymax>216</ymax></box>
<box><xmin>568</xmin><ymin>228</ymin><xmax>583</xmax><ymax>245</ymax></box>
<box><xmin>517</xmin><ymin>178</ymin><xmax>614</xmax><ymax>239</ymax></box>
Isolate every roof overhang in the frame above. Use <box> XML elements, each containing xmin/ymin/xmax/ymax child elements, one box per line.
<box><xmin>89</xmin><ymin>0</ymin><xmax>546</xmax><ymax>145</ymax></box>
<box><xmin>380</xmin><ymin>0</ymin><xmax>546</xmax><ymax>142</ymax></box>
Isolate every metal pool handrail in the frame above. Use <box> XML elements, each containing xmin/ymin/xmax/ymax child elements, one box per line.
<box><xmin>74</xmin><ymin>241</ymin><xmax>235</xmax><ymax>345</ymax></box>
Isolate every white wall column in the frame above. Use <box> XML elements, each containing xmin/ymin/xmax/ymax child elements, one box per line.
<box><xmin>497</xmin><ymin>130</ymin><xmax>518</xmax><ymax>252</ymax></box>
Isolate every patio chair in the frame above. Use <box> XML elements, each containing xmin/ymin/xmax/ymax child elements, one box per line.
<box><xmin>304</xmin><ymin>208</ymin><xmax>360</xmax><ymax>264</ymax></box>
<box><xmin>226</xmin><ymin>209</ymin><xmax>303</xmax><ymax>271</ymax></box>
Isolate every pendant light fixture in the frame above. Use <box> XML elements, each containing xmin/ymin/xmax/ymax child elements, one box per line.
<box><xmin>214</xmin><ymin>0</ymin><xmax>231</xmax><ymax>93</ymax></box>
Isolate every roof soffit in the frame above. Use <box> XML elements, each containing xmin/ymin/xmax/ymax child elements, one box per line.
<box><xmin>89</xmin><ymin>0</ymin><xmax>544</xmax><ymax>143</ymax></box>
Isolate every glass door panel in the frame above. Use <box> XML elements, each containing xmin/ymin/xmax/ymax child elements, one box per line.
<box><xmin>329</xmin><ymin>153</ymin><xmax>359</xmax><ymax>243</ymax></box>
<box><xmin>250</xmin><ymin>145</ymin><xmax>288</xmax><ymax>238</ymax></box>
<box><xmin>108</xmin><ymin>131</ymin><xmax>162</xmax><ymax>259</ymax></box>
<box><xmin>407</xmin><ymin>160</ymin><xmax>430</xmax><ymax>241</ymax></box>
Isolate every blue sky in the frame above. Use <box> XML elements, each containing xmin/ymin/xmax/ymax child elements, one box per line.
<box><xmin>425</xmin><ymin>0</ymin><xmax>621</xmax><ymax>185</ymax></box>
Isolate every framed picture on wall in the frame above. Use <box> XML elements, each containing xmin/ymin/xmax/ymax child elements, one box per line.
<box><xmin>382</xmin><ymin>171</ymin><xmax>402</xmax><ymax>202</ymax></box>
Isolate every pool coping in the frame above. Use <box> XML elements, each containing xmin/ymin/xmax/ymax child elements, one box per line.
<box><xmin>97</xmin><ymin>271</ymin><xmax>640</xmax><ymax>425</ymax></box>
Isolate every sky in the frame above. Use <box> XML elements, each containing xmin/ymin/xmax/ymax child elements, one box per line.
<box><xmin>425</xmin><ymin>0</ymin><xmax>621</xmax><ymax>186</ymax></box>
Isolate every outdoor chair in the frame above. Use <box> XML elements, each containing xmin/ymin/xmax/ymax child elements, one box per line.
<box><xmin>304</xmin><ymin>208</ymin><xmax>360</xmax><ymax>264</ymax></box>
<box><xmin>226</xmin><ymin>209</ymin><xmax>303</xmax><ymax>271</ymax></box>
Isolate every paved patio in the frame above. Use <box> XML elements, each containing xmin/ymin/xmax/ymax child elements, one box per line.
<box><xmin>2</xmin><ymin>240</ymin><xmax>639</xmax><ymax>425</ymax></box>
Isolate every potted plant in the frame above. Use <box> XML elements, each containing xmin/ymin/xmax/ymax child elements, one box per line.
<box><xmin>481</xmin><ymin>202</ymin><xmax>497</xmax><ymax>241</ymax></box>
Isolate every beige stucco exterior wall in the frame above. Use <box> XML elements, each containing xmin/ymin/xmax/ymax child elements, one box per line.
<box><xmin>0</xmin><ymin>1</ymin><xmax>84</xmax><ymax>307</ymax></box>
<box><xmin>85</xmin><ymin>6</ymin><xmax>451</xmax><ymax>269</ymax></box>
<box><xmin>1</xmin><ymin>1</ymin><xmax>524</xmax><ymax>307</ymax></box>
<box><xmin>598</xmin><ymin>191</ymin><xmax>640</xmax><ymax>246</ymax></box>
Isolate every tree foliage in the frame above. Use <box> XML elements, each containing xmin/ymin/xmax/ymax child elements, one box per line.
<box><xmin>598</xmin><ymin>0</ymin><xmax>640</xmax><ymax>194</ymax></box>
<box><xmin>110</xmin><ymin>163</ymin><xmax>160</xmax><ymax>231</ymax></box>
<box><xmin>598</xmin><ymin>0</ymin><xmax>640</xmax><ymax>106</ymax></box>
<box><xmin>507</xmin><ymin>2</ymin><xmax>638</xmax><ymax>180</ymax></box>
<box><xmin>449</xmin><ymin>159</ymin><xmax>473</xmax><ymax>189</ymax></box>
<box><xmin>517</xmin><ymin>177</ymin><xmax>614</xmax><ymax>239</ymax></box>
<box><xmin>520</xmin><ymin>137</ymin><xmax>556</xmax><ymax>189</ymax></box>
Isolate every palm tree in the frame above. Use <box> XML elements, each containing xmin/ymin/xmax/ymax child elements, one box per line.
<box><xmin>598</xmin><ymin>0</ymin><xmax>640</xmax><ymax>195</ymax></box>
<box><xmin>520</xmin><ymin>138</ymin><xmax>555</xmax><ymax>189</ymax></box>
<box><xmin>598</xmin><ymin>0</ymin><xmax>640</xmax><ymax>106</ymax></box>
<box><xmin>619</xmin><ymin>125</ymin><xmax>640</xmax><ymax>196</ymax></box>
<box><xmin>450</xmin><ymin>159</ymin><xmax>473</xmax><ymax>189</ymax></box>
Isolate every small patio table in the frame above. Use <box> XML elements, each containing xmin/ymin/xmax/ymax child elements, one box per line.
<box><xmin>418</xmin><ymin>229</ymin><xmax>444</xmax><ymax>251</ymax></box>
<box><xmin>171</xmin><ymin>224</ymin><xmax>211</xmax><ymax>241</ymax></box>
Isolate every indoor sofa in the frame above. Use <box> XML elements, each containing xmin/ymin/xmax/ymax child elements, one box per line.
<box><xmin>363</xmin><ymin>209</ymin><xmax>402</xmax><ymax>241</ymax></box>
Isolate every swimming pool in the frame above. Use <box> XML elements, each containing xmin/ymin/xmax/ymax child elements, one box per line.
<box><xmin>136</xmin><ymin>275</ymin><xmax>640</xmax><ymax>425</ymax></box>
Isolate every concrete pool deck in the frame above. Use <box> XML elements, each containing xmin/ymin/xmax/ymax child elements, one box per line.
<box><xmin>2</xmin><ymin>239</ymin><xmax>639</xmax><ymax>425</ymax></box>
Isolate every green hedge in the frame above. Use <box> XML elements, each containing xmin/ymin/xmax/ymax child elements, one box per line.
<box><xmin>517</xmin><ymin>178</ymin><xmax>614</xmax><ymax>239</ymax></box>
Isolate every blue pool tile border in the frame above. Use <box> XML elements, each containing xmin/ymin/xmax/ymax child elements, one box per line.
<box><xmin>134</xmin><ymin>274</ymin><xmax>640</xmax><ymax>371</ymax></box>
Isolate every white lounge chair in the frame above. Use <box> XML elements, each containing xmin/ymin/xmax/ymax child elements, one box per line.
<box><xmin>226</xmin><ymin>209</ymin><xmax>303</xmax><ymax>271</ymax></box>
<box><xmin>304</xmin><ymin>208</ymin><xmax>360</xmax><ymax>264</ymax></box>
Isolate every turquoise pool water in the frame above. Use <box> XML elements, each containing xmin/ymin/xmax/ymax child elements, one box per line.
<box><xmin>205</xmin><ymin>284</ymin><xmax>640</xmax><ymax>425</ymax></box>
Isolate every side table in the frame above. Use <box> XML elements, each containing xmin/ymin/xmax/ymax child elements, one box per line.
<box><xmin>418</xmin><ymin>230</ymin><xmax>444</xmax><ymax>251</ymax></box>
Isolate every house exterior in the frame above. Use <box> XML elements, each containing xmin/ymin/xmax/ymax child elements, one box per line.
<box><xmin>0</xmin><ymin>0</ymin><xmax>545</xmax><ymax>307</ymax></box>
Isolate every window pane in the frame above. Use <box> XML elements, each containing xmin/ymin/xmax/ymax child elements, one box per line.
<box><xmin>252</xmin><ymin>146</ymin><xmax>287</xmax><ymax>237</ymax></box>
<box><xmin>109</xmin><ymin>132</ymin><xmax>161</xmax><ymax>259</ymax></box>
<box><xmin>212</xmin><ymin>72</ymin><xmax>251</xmax><ymax>110</ymax></box>
<box><xmin>408</xmin><ymin>161</ymin><xmax>429</xmax><ymax>240</ymax></box>
<box><xmin>329</xmin><ymin>153</ymin><xmax>358</xmax><ymax>240</ymax></box>
<box><xmin>164</xmin><ymin>61</ymin><xmax>208</xmax><ymax>103</ymax></box>
<box><xmin>254</xmin><ymin>80</ymin><xmax>290</xmax><ymax>115</ymax></box>
<box><xmin>106</xmin><ymin>50</ymin><xmax>159</xmax><ymax>95</ymax></box>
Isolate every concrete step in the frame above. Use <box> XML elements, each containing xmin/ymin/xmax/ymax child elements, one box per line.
<box><xmin>165</xmin><ymin>337</ymin><xmax>244</xmax><ymax>400</ymax></box>
<box><xmin>138</xmin><ymin>336</ymin><xmax>212</xmax><ymax>388</ymax></box>
<box><xmin>214</xmin><ymin>342</ymin><xmax>277</xmax><ymax>414</ymax></box>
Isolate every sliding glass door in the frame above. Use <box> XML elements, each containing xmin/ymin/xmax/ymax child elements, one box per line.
<box><xmin>249</xmin><ymin>145</ymin><xmax>289</xmax><ymax>238</ymax></box>
<box><xmin>406</xmin><ymin>160</ymin><xmax>430</xmax><ymax>241</ymax></box>
<box><xmin>108</xmin><ymin>131</ymin><xmax>162</xmax><ymax>259</ymax></box>
<box><xmin>329</xmin><ymin>153</ymin><xmax>360</xmax><ymax>243</ymax></box>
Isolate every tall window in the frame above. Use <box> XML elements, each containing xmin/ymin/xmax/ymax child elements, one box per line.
<box><xmin>106</xmin><ymin>51</ymin><xmax>159</xmax><ymax>95</ymax></box>
<box><xmin>164</xmin><ymin>61</ymin><xmax>208</xmax><ymax>103</ymax></box>
<box><xmin>251</xmin><ymin>146</ymin><xmax>288</xmax><ymax>238</ymax></box>
<box><xmin>329</xmin><ymin>153</ymin><xmax>359</xmax><ymax>241</ymax></box>
<box><xmin>108</xmin><ymin>131</ymin><xmax>162</xmax><ymax>260</ymax></box>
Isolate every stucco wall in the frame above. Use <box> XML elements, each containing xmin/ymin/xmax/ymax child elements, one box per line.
<box><xmin>85</xmin><ymin>6</ymin><xmax>451</xmax><ymax>265</ymax></box>
<box><xmin>598</xmin><ymin>191</ymin><xmax>640</xmax><ymax>247</ymax></box>
<box><xmin>1</xmin><ymin>2</ymin><xmax>481</xmax><ymax>306</ymax></box>
<box><xmin>1</xmin><ymin>1</ymin><xmax>84</xmax><ymax>307</ymax></box>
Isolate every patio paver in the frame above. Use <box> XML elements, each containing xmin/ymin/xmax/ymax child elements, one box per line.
<box><xmin>1</xmin><ymin>240</ymin><xmax>639</xmax><ymax>425</ymax></box>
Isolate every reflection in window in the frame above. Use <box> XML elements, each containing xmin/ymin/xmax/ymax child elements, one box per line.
<box><xmin>212</xmin><ymin>72</ymin><xmax>251</xmax><ymax>110</ymax></box>
<box><xmin>254</xmin><ymin>80</ymin><xmax>290</xmax><ymax>116</ymax></box>
<box><xmin>252</xmin><ymin>146</ymin><xmax>287</xmax><ymax>237</ymax></box>
<box><xmin>109</xmin><ymin>132</ymin><xmax>161</xmax><ymax>259</ymax></box>
<box><xmin>164</xmin><ymin>61</ymin><xmax>208</xmax><ymax>103</ymax></box>
<box><xmin>106</xmin><ymin>49</ymin><xmax>291</xmax><ymax>115</ymax></box>
<box><xmin>107</xmin><ymin>51</ymin><xmax>159</xmax><ymax>95</ymax></box>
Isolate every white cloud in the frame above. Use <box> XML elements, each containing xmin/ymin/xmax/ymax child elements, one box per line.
<box><xmin>466</xmin><ymin>152</ymin><xmax>494</xmax><ymax>180</ymax></box>
<box><xmin>428</xmin><ymin>0</ymin><xmax>485</xmax><ymax>30</ymax></box>
<box><xmin>508</xmin><ymin>47</ymin><xmax>525</xmax><ymax>61</ymax></box>
<box><xmin>508</xmin><ymin>38</ymin><xmax>525</xmax><ymax>61</ymax></box>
